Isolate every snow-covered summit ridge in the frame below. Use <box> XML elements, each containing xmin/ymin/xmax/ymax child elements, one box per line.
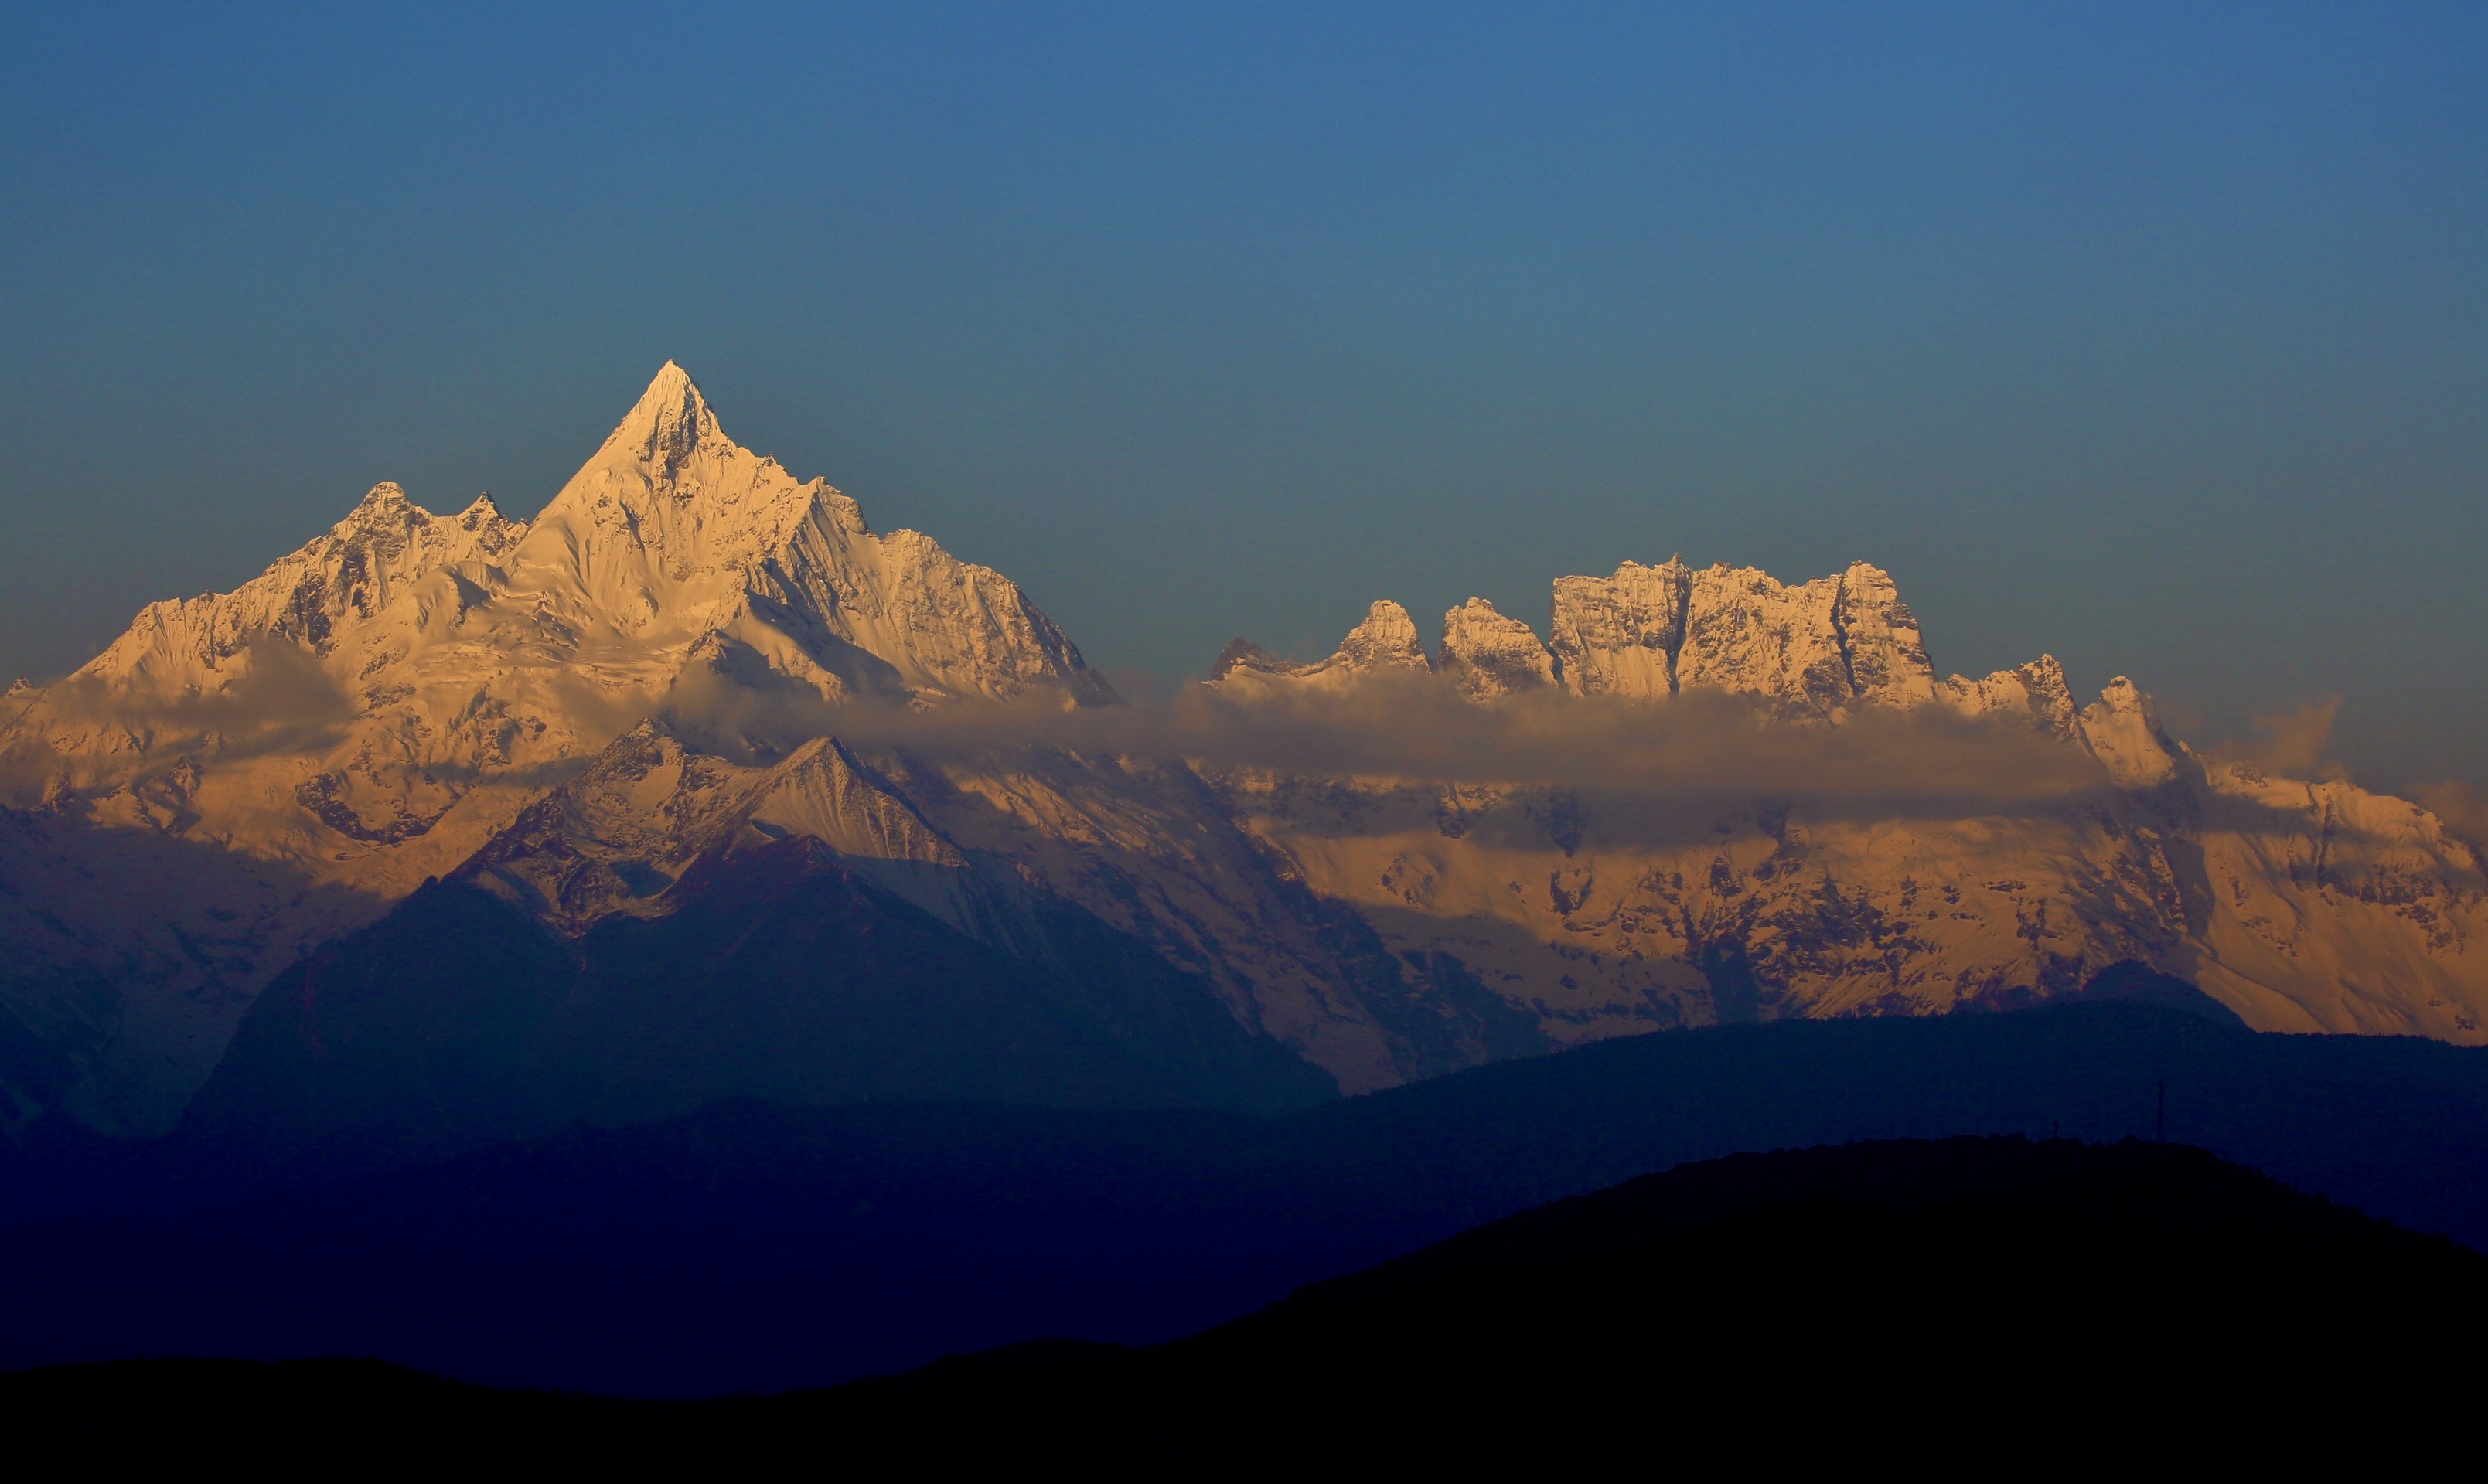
<box><xmin>76</xmin><ymin>481</ymin><xmax>530</xmax><ymax>694</ymax></box>
<box><xmin>499</xmin><ymin>362</ymin><xmax>1113</xmax><ymax>706</ymax></box>
<box><xmin>69</xmin><ymin>356</ymin><xmax>1095</xmax><ymax>704</ymax></box>
<box><xmin>1203</xmin><ymin>571</ymin><xmax>2487</xmax><ymax>1063</ymax></box>
<box><xmin>1211</xmin><ymin>601</ymin><xmax>1432</xmax><ymax>691</ymax></box>
<box><xmin>1215</xmin><ymin>560</ymin><xmax>2173</xmax><ymax>786</ymax></box>
<box><xmin>1549</xmin><ymin>556</ymin><xmax>1936</xmax><ymax>719</ymax></box>
<box><xmin>1440</xmin><ymin>598</ymin><xmax>1558</xmax><ymax>700</ymax></box>
<box><xmin>21</xmin><ymin>361</ymin><xmax>1114</xmax><ymax>752</ymax></box>
<box><xmin>1221</xmin><ymin>558</ymin><xmax>1948</xmax><ymax>721</ymax></box>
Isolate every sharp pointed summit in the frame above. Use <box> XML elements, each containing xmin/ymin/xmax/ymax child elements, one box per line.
<box><xmin>506</xmin><ymin>362</ymin><xmax>1112</xmax><ymax>705</ymax></box>
<box><xmin>354</xmin><ymin>480</ymin><xmax>414</xmax><ymax>512</ymax></box>
<box><xmin>606</xmin><ymin>359</ymin><xmax>722</xmax><ymax>472</ymax></box>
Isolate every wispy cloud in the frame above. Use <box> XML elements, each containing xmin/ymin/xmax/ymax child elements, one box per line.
<box><xmin>664</xmin><ymin>668</ymin><xmax>2113</xmax><ymax>819</ymax></box>
<box><xmin>2210</xmin><ymin>696</ymin><xmax>2347</xmax><ymax>781</ymax></box>
<box><xmin>2417</xmin><ymin>781</ymin><xmax>2488</xmax><ymax>853</ymax></box>
<box><xmin>1</xmin><ymin>641</ymin><xmax>358</xmax><ymax>798</ymax></box>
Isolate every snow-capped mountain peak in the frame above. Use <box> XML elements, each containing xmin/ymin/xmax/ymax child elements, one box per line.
<box><xmin>1337</xmin><ymin>601</ymin><xmax>1432</xmax><ymax>673</ymax></box>
<box><xmin>1547</xmin><ymin>557</ymin><xmax>1939</xmax><ymax>720</ymax></box>
<box><xmin>1940</xmin><ymin>655</ymin><xmax>2081</xmax><ymax>740</ymax></box>
<box><xmin>60</xmin><ymin>480</ymin><xmax>531</xmax><ymax>696</ymax></box>
<box><xmin>608</xmin><ymin>359</ymin><xmax>721</xmax><ymax>473</ymax></box>
<box><xmin>1211</xmin><ymin>600</ymin><xmax>1432</xmax><ymax>690</ymax></box>
<box><xmin>9</xmin><ymin>360</ymin><xmax>1114</xmax><ymax>811</ymax></box>
<box><xmin>2079</xmin><ymin>676</ymin><xmax>2185</xmax><ymax>787</ymax></box>
<box><xmin>1440</xmin><ymin>598</ymin><xmax>1557</xmax><ymax>700</ymax></box>
<box><xmin>500</xmin><ymin>362</ymin><xmax>1106</xmax><ymax>706</ymax></box>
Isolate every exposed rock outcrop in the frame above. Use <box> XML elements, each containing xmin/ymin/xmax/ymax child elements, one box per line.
<box><xmin>1439</xmin><ymin>599</ymin><xmax>1558</xmax><ymax>700</ymax></box>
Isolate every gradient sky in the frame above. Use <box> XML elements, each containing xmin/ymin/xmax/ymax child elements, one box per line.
<box><xmin>4</xmin><ymin>4</ymin><xmax>2482</xmax><ymax>790</ymax></box>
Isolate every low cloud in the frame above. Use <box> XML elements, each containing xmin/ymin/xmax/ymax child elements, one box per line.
<box><xmin>5</xmin><ymin>651</ymin><xmax>2121</xmax><ymax>828</ymax></box>
<box><xmin>2417</xmin><ymin>781</ymin><xmax>2488</xmax><ymax>854</ymax></box>
<box><xmin>665</xmin><ymin>668</ymin><xmax>2113</xmax><ymax>821</ymax></box>
<box><xmin>1</xmin><ymin>641</ymin><xmax>358</xmax><ymax>797</ymax></box>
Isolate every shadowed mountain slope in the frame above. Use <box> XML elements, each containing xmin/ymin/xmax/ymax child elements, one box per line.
<box><xmin>172</xmin><ymin>841</ymin><xmax>1332</xmax><ymax>1183</ymax></box>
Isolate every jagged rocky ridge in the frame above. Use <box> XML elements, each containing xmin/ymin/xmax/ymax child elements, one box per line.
<box><xmin>2</xmin><ymin>362</ymin><xmax>2483</xmax><ymax>1142</ymax></box>
<box><xmin>1208</xmin><ymin>592</ymin><xmax>2483</xmax><ymax>1055</ymax></box>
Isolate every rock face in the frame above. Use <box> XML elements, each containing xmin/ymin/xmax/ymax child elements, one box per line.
<box><xmin>455</xmin><ymin>721</ymin><xmax>976</xmax><ymax>940</ymax></box>
<box><xmin>1439</xmin><ymin>600</ymin><xmax>1557</xmax><ymax>701</ymax></box>
<box><xmin>86</xmin><ymin>483</ymin><xmax>527</xmax><ymax>684</ymax></box>
<box><xmin>1546</xmin><ymin>558</ymin><xmax>1936</xmax><ymax>719</ymax></box>
<box><xmin>3</xmin><ymin>361</ymin><xmax>2485</xmax><ymax>1146</ymax></box>
<box><xmin>1940</xmin><ymin>656</ymin><xmax>2081</xmax><ymax>740</ymax></box>
<box><xmin>2077</xmin><ymin>678</ymin><xmax>2186</xmax><ymax>788</ymax></box>
<box><xmin>1547</xmin><ymin>560</ymin><xmax>1688</xmax><ymax>703</ymax></box>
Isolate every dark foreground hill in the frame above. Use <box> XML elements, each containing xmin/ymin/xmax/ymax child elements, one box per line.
<box><xmin>11</xmin><ymin>994</ymin><xmax>2488</xmax><ymax>1397</ymax></box>
<box><xmin>842</xmin><ymin>1135</ymin><xmax>2488</xmax><ymax>1462</ymax></box>
<box><xmin>9</xmin><ymin>1137</ymin><xmax>2479</xmax><ymax>1465</ymax></box>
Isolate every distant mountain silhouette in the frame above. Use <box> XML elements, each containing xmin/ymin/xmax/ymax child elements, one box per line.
<box><xmin>12</xmin><ymin>999</ymin><xmax>2488</xmax><ymax>1397</ymax></box>
<box><xmin>9</xmin><ymin>1136</ymin><xmax>2476</xmax><ymax>1464</ymax></box>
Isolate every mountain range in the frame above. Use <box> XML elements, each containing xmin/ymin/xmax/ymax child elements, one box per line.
<box><xmin>3</xmin><ymin>362</ymin><xmax>2483</xmax><ymax>1145</ymax></box>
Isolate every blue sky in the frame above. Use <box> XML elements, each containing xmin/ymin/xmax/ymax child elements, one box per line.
<box><xmin>4</xmin><ymin>3</ymin><xmax>2483</xmax><ymax>788</ymax></box>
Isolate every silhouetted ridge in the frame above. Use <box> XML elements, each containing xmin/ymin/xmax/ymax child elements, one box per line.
<box><xmin>13</xmin><ymin>1000</ymin><xmax>2488</xmax><ymax>1400</ymax></box>
<box><xmin>874</xmin><ymin>1135</ymin><xmax>2488</xmax><ymax>1462</ymax></box>
<box><xmin>9</xmin><ymin>1137</ymin><xmax>2475</xmax><ymax>1465</ymax></box>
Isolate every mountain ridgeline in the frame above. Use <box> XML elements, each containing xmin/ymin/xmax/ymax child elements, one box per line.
<box><xmin>2</xmin><ymin>361</ymin><xmax>2484</xmax><ymax>1145</ymax></box>
<box><xmin>9</xmin><ymin>1122</ymin><xmax>2484</xmax><ymax>1452</ymax></box>
<box><xmin>15</xmin><ymin>995</ymin><xmax>2488</xmax><ymax>1401</ymax></box>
